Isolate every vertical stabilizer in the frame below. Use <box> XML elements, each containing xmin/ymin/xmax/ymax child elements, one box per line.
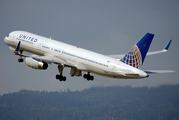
<box><xmin>120</xmin><ymin>33</ymin><xmax>154</xmax><ymax>69</ymax></box>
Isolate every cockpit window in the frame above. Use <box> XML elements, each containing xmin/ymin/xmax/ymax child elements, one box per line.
<box><xmin>7</xmin><ymin>34</ymin><xmax>9</xmax><ymax>37</ymax></box>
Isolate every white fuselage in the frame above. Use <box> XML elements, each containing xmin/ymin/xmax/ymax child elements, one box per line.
<box><xmin>4</xmin><ymin>31</ymin><xmax>148</xmax><ymax>79</ymax></box>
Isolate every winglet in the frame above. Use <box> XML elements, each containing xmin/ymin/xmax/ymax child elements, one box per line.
<box><xmin>14</xmin><ymin>41</ymin><xmax>21</xmax><ymax>54</ymax></box>
<box><xmin>164</xmin><ymin>40</ymin><xmax>172</xmax><ymax>50</ymax></box>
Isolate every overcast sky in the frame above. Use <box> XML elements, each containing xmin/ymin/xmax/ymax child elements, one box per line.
<box><xmin>0</xmin><ymin>0</ymin><xmax>178</xmax><ymax>95</ymax></box>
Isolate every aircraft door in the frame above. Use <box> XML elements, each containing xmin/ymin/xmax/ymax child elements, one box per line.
<box><xmin>38</xmin><ymin>42</ymin><xmax>42</xmax><ymax>51</ymax></box>
<box><xmin>108</xmin><ymin>62</ymin><xmax>116</xmax><ymax>72</ymax></box>
<box><xmin>34</xmin><ymin>41</ymin><xmax>43</xmax><ymax>55</ymax></box>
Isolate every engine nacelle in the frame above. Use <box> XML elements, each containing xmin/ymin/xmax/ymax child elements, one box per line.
<box><xmin>25</xmin><ymin>57</ymin><xmax>48</xmax><ymax>70</ymax></box>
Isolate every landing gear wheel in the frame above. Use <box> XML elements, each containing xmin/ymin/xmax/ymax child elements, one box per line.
<box><xmin>83</xmin><ymin>74</ymin><xmax>87</xmax><ymax>79</ymax></box>
<box><xmin>90</xmin><ymin>76</ymin><xmax>94</xmax><ymax>81</ymax></box>
<box><xmin>62</xmin><ymin>76</ymin><xmax>66</xmax><ymax>81</ymax></box>
<box><xmin>59</xmin><ymin>78</ymin><xmax>63</xmax><ymax>81</ymax></box>
<box><xmin>56</xmin><ymin>74</ymin><xmax>60</xmax><ymax>79</ymax></box>
<box><xmin>56</xmin><ymin>74</ymin><xmax>66</xmax><ymax>82</ymax></box>
<box><xmin>18</xmin><ymin>58</ymin><xmax>23</xmax><ymax>62</ymax></box>
<box><xmin>87</xmin><ymin>77</ymin><xmax>90</xmax><ymax>81</ymax></box>
<box><xmin>84</xmin><ymin>73</ymin><xmax>94</xmax><ymax>81</ymax></box>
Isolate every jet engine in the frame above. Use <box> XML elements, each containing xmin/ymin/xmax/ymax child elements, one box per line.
<box><xmin>25</xmin><ymin>57</ymin><xmax>48</xmax><ymax>70</ymax></box>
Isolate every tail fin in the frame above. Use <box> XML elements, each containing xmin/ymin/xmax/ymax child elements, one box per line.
<box><xmin>120</xmin><ymin>33</ymin><xmax>154</xmax><ymax>69</ymax></box>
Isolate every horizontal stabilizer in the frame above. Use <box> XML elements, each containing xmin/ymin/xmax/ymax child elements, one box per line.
<box><xmin>145</xmin><ymin>70</ymin><xmax>175</xmax><ymax>74</ymax></box>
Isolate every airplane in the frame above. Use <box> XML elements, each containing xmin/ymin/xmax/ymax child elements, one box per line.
<box><xmin>4</xmin><ymin>31</ymin><xmax>174</xmax><ymax>81</ymax></box>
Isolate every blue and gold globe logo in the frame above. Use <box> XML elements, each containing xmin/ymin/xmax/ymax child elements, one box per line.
<box><xmin>120</xmin><ymin>45</ymin><xmax>142</xmax><ymax>69</ymax></box>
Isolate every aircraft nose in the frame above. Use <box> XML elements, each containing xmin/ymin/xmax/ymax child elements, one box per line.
<box><xmin>4</xmin><ymin>35</ymin><xmax>10</xmax><ymax>44</ymax></box>
<box><xmin>4</xmin><ymin>37</ymin><xmax>8</xmax><ymax>44</ymax></box>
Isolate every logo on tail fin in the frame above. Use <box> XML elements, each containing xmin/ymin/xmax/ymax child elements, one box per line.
<box><xmin>120</xmin><ymin>33</ymin><xmax>154</xmax><ymax>69</ymax></box>
<box><xmin>120</xmin><ymin>45</ymin><xmax>142</xmax><ymax>69</ymax></box>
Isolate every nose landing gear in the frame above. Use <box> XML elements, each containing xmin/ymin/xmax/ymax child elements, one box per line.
<box><xmin>18</xmin><ymin>58</ymin><xmax>23</xmax><ymax>62</ymax></box>
<box><xmin>17</xmin><ymin>50</ymin><xmax>24</xmax><ymax>63</ymax></box>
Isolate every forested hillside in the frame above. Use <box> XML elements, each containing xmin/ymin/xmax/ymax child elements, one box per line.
<box><xmin>0</xmin><ymin>85</ymin><xmax>179</xmax><ymax>120</ymax></box>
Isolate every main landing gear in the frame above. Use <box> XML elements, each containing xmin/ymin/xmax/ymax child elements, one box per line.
<box><xmin>55</xmin><ymin>65</ymin><xmax>94</xmax><ymax>82</ymax></box>
<box><xmin>56</xmin><ymin>65</ymin><xmax>66</xmax><ymax>81</ymax></box>
<box><xmin>56</xmin><ymin>74</ymin><xmax>66</xmax><ymax>81</ymax></box>
<box><xmin>83</xmin><ymin>72</ymin><xmax>94</xmax><ymax>81</ymax></box>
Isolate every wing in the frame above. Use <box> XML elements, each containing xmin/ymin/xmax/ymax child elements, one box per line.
<box><xmin>147</xmin><ymin>40</ymin><xmax>172</xmax><ymax>55</ymax></box>
<box><xmin>108</xmin><ymin>40</ymin><xmax>172</xmax><ymax>59</ymax></box>
<box><xmin>107</xmin><ymin>54</ymin><xmax>125</xmax><ymax>59</ymax></box>
<box><xmin>32</xmin><ymin>54</ymin><xmax>88</xmax><ymax>70</ymax></box>
<box><xmin>12</xmin><ymin>41</ymin><xmax>88</xmax><ymax>70</ymax></box>
<box><xmin>32</xmin><ymin>54</ymin><xmax>72</xmax><ymax>65</ymax></box>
